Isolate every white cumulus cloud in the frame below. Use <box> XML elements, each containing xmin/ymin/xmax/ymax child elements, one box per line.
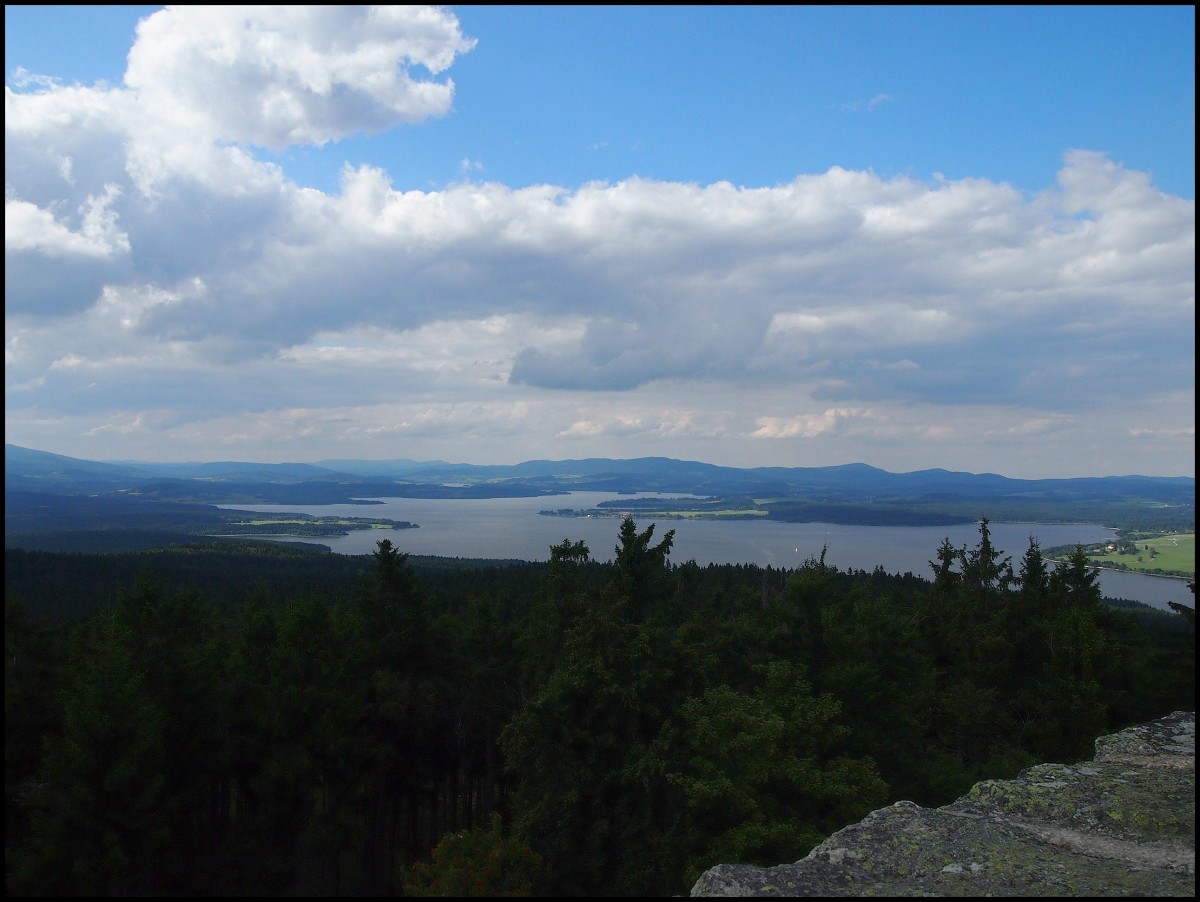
<box><xmin>124</xmin><ymin>5</ymin><xmax>476</xmax><ymax>150</ymax></box>
<box><xmin>3</xmin><ymin>7</ymin><xmax>1193</xmax><ymax>477</ymax></box>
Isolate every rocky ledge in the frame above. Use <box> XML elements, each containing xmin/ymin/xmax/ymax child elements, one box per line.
<box><xmin>691</xmin><ymin>711</ymin><xmax>1195</xmax><ymax>897</ymax></box>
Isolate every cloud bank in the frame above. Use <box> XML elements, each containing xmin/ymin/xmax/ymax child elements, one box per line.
<box><xmin>5</xmin><ymin>6</ymin><xmax>1194</xmax><ymax>477</ymax></box>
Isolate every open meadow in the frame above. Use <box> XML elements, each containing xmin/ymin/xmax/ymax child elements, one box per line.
<box><xmin>1086</xmin><ymin>532</ymin><xmax>1194</xmax><ymax>577</ymax></box>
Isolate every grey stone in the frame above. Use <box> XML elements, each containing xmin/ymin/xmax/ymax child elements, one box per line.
<box><xmin>691</xmin><ymin>711</ymin><xmax>1195</xmax><ymax>897</ymax></box>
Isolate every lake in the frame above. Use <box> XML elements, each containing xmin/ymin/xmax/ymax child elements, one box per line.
<box><xmin>219</xmin><ymin>492</ymin><xmax>1194</xmax><ymax>612</ymax></box>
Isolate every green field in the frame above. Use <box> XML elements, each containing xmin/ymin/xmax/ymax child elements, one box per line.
<box><xmin>1084</xmin><ymin>532</ymin><xmax>1194</xmax><ymax>578</ymax></box>
<box><xmin>212</xmin><ymin>514</ymin><xmax>410</xmax><ymax>537</ymax></box>
<box><xmin>239</xmin><ymin>518</ymin><xmax>396</xmax><ymax>529</ymax></box>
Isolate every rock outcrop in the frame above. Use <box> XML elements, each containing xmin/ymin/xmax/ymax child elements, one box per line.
<box><xmin>691</xmin><ymin>711</ymin><xmax>1195</xmax><ymax>897</ymax></box>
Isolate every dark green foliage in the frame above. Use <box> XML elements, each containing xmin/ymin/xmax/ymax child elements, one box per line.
<box><xmin>648</xmin><ymin>661</ymin><xmax>888</xmax><ymax>888</ymax></box>
<box><xmin>5</xmin><ymin>596</ymin><xmax>67</xmax><ymax>886</ymax></box>
<box><xmin>3</xmin><ymin>542</ymin><xmax>369</xmax><ymax>625</ymax></box>
<box><xmin>612</xmin><ymin>515</ymin><xmax>675</xmax><ymax>621</ymax></box>
<box><xmin>10</xmin><ymin>575</ymin><xmax>227</xmax><ymax>894</ymax></box>
<box><xmin>404</xmin><ymin>813</ymin><xmax>541</xmax><ymax>896</ymax></box>
<box><xmin>501</xmin><ymin>587</ymin><xmax>660</xmax><ymax>895</ymax></box>
<box><xmin>4</xmin><ymin>522</ymin><xmax>1194</xmax><ymax>897</ymax></box>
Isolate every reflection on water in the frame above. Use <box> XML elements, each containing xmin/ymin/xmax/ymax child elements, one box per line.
<box><xmin>219</xmin><ymin>492</ymin><xmax>1193</xmax><ymax>612</ymax></box>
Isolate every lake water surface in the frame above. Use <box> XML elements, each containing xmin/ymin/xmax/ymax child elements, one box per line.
<box><xmin>219</xmin><ymin>492</ymin><xmax>1193</xmax><ymax>612</ymax></box>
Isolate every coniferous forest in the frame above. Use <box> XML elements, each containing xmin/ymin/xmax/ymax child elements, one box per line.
<box><xmin>5</xmin><ymin>518</ymin><xmax>1195</xmax><ymax>896</ymax></box>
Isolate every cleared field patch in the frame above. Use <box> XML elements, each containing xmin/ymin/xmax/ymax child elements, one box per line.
<box><xmin>540</xmin><ymin>507</ymin><xmax>767</xmax><ymax>520</ymax></box>
<box><xmin>238</xmin><ymin>517</ymin><xmax>396</xmax><ymax>529</ymax></box>
<box><xmin>631</xmin><ymin>508</ymin><xmax>768</xmax><ymax>520</ymax></box>
<box><xmin>1085</xmin><ymin>532</ymin><xmax>1194</xmax><ymax>577</ymax></box>
<box><xmin>216</xmin><ymin>513</ymin><xmax>413</xmax><ymax>537</ymax></box>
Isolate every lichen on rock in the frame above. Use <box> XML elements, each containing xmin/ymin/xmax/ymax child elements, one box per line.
<box><xmin>691</xmin><ymin>711</ymin><xmax>1195</xmax><ymax>897</ymax></box>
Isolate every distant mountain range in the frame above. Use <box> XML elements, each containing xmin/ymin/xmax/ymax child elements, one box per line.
<box><xmin>6</xmin><ymin>442</ymin><xmax>1194</xmax><ymax>499</ymax></box>
<box><xmin>5</xmin><ymin>443</ymin><xmax>1195</xmax><ymax>546</ymax></box>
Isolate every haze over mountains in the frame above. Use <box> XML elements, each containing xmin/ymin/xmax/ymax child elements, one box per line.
<box><xmin>6</xmin><ymin>443</ymin><xmax>1194</xmax><ymax>503</ymax></box>
<box><xmin>5</xmin><ymin>440</ymin><xmax>1193</xmax><ymax>539</ymax></box>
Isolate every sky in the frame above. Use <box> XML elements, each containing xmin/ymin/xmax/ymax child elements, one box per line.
<box><xmin>4</xmin><ymin>5</ymin><xmax>1195</xmax><ymax>478</ymax></box>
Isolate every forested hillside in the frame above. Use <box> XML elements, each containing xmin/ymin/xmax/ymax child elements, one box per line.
<box><xmin>5</xmin><ymin>520</ymin><xmax>1194</xmax><ymax>896</ymax></box>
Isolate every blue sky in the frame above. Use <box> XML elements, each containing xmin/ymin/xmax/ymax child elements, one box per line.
<box><xmin>4</xmin><ymin>5</ymin><xmax>1195</xmax><ymax>477</ymax></box>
